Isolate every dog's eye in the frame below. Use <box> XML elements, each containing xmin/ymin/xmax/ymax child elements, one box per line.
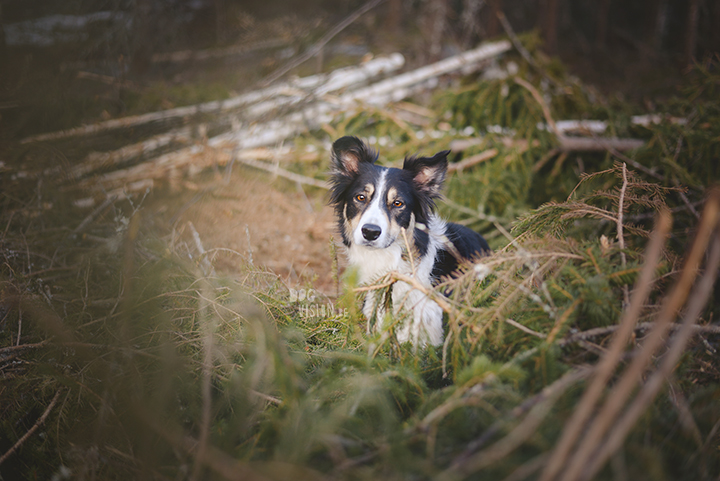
<box><xmin>393</xmin><ymin>200</ymin><xmax>404</xmax><ymax>208</ymax></box>
<box><xmin>355</xmin><ymin>194</ymin><xmax>366</xmax><ymax>202</ymax></box>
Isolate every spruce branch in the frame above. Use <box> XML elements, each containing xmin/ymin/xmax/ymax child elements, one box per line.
<box><xmin>556</xmin><ymin>190</ymin><xmax>719</xmax><ymax>481</ymax></box>
<box><xmin>540</xmin><ymin>209</ymin><xmax>672</xmax><ymax>481</ymax></box>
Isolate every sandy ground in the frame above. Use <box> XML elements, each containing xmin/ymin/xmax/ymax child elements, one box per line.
<box><xmin>150</xmin><ymin>164</ymin><xmax>341</xmax><ymax>296</ymax></box>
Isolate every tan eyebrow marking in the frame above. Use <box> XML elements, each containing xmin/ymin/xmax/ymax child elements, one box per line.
<box><xmin>386</xmin><ymin>187</ymin><xmax>398</xmax><ymax>203</ymax></box>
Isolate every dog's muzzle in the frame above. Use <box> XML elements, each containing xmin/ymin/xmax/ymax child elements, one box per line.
<box><xmin>361</xmin><ymin>224</ymin><xmax>382</xmax><ymax>241</ymax></box>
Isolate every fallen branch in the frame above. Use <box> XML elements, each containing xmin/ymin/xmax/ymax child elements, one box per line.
<box><xmin>448</xmin><ymin>149</ymin><xmax>498</xmax><ymax>173</ymax></box>
<box><xmin>82</xmin><ymin>41</ymin><xmax>511</xmax><ymax>192</ymax></box>
<box><xmin>69</xmin><ymin>126</ymin><xmax>194</xmax><ymax>179</ymax></box>
<box><xmin>234</xmin><ymin>156</ymin><xmax>330</xmax><ymax>190</ymax></box>
<box><xmin>20</xmin><ymin>54</ymin><xmax>405</xmax><ymax>144</ymax></box>
<box><xmin>0</xmin><ymin>389</ymin><xmax>63</xmax><ymax>466</ymax></box>
<box><xmin>557</xmin><ymin>136</ymin><xmax>645</xmax><ymax>152</ymax></box>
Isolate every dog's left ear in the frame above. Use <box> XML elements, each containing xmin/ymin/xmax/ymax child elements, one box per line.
<box><xmin>331</xmin><ymin>136</ymin><xmax>377</xmax><ymax>175</ymax></box>
<box><xmin>403</xmin><ymin>150</ymin><xmax>449</xmax><ymax>198</ymax></box>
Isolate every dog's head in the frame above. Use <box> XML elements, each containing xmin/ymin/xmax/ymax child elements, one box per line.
<box><xmin>328</xmin><ymin>136</ymin><xmax>449</xmax><ymax>249</ymax></box>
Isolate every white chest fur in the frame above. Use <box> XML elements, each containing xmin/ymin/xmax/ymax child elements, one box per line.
<box><xmin>345</xmin><ymin>214</ymin><xmax>447</xmax><ymax>346</ymax></box>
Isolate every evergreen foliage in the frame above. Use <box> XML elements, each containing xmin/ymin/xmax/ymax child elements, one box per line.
<box><xmin>2</xmin><ymin>52</ymin><xmax>719</xmax><ymax>480</ymax></box>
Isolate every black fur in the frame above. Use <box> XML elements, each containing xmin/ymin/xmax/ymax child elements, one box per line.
<box><xmin>329</xmin><ymin>135</ymin><xmax>489</xmax><ymax>280</ymax></box>
<box><xmin>431</xmin><ymin>222</ymin><xmax>491</xmax><ymax>280</ymax></box>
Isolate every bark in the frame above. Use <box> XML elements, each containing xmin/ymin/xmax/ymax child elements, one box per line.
<box><xmin>685</xmin><ymin>0</ymin><xmax>700</xmax><ymax>67</ymax></box>
<box><xmin>486</xmin><ymin>0</ymin><xmax>503</xmax><ymax>38</ymax></box>
<box><xmin>78</xmin><ymin>41</ymin><xmax>512</xmax><ymax>193</ymax></box>
<box><xmin>542</xmin><ymin>0</ymin><xmax>559</xmax><ymax>54</ymax></box>
<box><xmin>596</xmin><ymin>0</ymin><xmax>611</xmax><ymax>49</ymax></box>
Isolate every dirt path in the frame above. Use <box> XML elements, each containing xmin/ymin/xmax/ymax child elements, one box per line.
<box><xmin>150</xmin><ymin>164</ymin><xmax>341</xmax><ymax>296</ymax></box>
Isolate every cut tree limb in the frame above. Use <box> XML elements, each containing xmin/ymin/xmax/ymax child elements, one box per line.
<box><xmin>20</xmin><ymin>54</ymin><xmax>406</xmax><ymax>144</ymax></box>
<box><xmin>448</xmin><ymin>149</ymin><xmax>498</xmax><ymax>172</ymax></box>
<box><xmin>79</xmin><ymin>41</ymin><xmax>512</xmax><ymax>193</ymax></box>
<box><xmin>557</xmin><ymin>136</ymin><xmax>645</xmax><ymax>152</ymax></box>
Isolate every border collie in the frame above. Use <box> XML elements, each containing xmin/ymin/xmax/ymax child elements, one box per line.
<box><xmin>329</xmin><ymin>136</ymin><xmax>490</xmax><ymax>346</ymax></box>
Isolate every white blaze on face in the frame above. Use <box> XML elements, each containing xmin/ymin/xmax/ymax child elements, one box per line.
<box><xmin>354</xmin><ymin>170</ymin><xmax>389</xmax><ymax>247</ymax></box>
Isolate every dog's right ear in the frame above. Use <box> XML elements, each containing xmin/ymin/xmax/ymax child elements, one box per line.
<box><xmin>331</xmin><ymin>136</ymin><xmax>377</xmax><ymax>175</ymax></box>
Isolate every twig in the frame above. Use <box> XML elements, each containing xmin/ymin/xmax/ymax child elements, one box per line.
<box><xmin>501</xmin><ymin>454</ymin><xmax>550</xmax><ymax>481</ymax></box>
<box><xmin>356</xmin><ymin>271</ymin><xmax>456</xmax><ymax>314</ymax></box>
<box><xmin>401</xmin><ymin>228</ymin><xmax>416</xmax><ymax>274</ymax></box>
<box><xmin>72</xmin><ymin>194</ymin><xmax>117</xmax><ymax>235</ymax></box>
<box><xmin>504</xmin><ymin>318</ymin><xmax>547</xmax><ymax>339</ymax></box>
<box><xmin>260</xmin><ymin>0</ymin><xmax>387</xmax><ymax>86</ymax></box>
<box><xmin>0</xmin><ymin>389</ymin><xmax>63</xmax><ymax>466</ymax></box>
<box><xmin>447</xmin><ymin>149</ymin><xmax>498</xmax><ymax>173</ymax></box>
<box><xmin>514</xmin><ymin>77</ymin><xmax>559</xmax><ymax>138</ymax></box>
<box><xmin>187</xmin><ymin>221</ymin><xmax>214</xmax><ymax>277</ymax></box>
<box><xmin>560</xmin><ymin>321</ymin><xmax>720</xmax><ymax>344</ymax></box>
<box><xmin>601</xmin><ymin>137</ymin><xmax>661</xmax><ymax>179</ymax></box>
<box><xmin>76</xmin><ymin>70</ymin><xmax>139</xmax><ymax>91</ymax></box>
<box><xmin>617</xmin><ymin>163</ymin><xmax>630</xmax><ymax>306</ymax></box>
<box><xmin>539</xmin><ymin>210</ymin><xmax>672</xmax><ymax>481</ymax></box>
<box><xmin>497</xmin><ymin>12</ymin><xmax>536</xmax><ymax>70</ymax></box>
<box><xmin>557</xmin><ymin>190</ymin><xmax>719</xmax><ymax>481</ymax></box>
<box><xmin>235</xmin><ymin>155</ymin><xmax>330</xmax><ymax>190</ymax></box>
<box><xmin>497</xmin><ymin>11</ymin><xmax>560</xmax><ymax>89</ymax></box>
<box><xmin>0</xmin><ymin>340</ymin><xmax>49</xmax><ymax>357</ymax></box>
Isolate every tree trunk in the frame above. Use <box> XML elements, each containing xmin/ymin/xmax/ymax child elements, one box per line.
<box><xmin>384</xmin><ymin>0</ymin><xmax>403</xmax><ymax>32</ymax></box>
<box><xmin>486</xmin><ymin>0</ymin><xmax>503</xmax><ymax>38</ymax></box>
<box><xmin>714</xmin><ymin>0</ymin><xmax>720</xmax><ymax>52</ymax></box>
<box><xmin>541</xmin><ymin>0</ymin><xmax>559</xmax><ymax>54</ymax></box>
<box><xmin>427</xmin><ymin>0</ymin><xmax>448</xmax><ymax>61</ymax></box>
<box><xmin>596</xmin><ymin>0</ymin><xmax>610</xmax><ymax>49</ymax></box>
<box><xmin>685</xmin><ymin>0</ymin><xmax>699</xmax><ymax>67</ymax></box>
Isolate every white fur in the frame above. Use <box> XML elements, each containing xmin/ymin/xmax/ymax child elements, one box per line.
<box><xmin>347</xmin><ymin>213</ymin><xmax>447</xmax><ymax>346</ymax></box>
<box><xmin>353</xmin><ymin>171</ymin><xmax>390</xmax><ymax>247</ymax></box>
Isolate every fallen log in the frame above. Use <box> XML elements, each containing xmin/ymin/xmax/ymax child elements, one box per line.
<box><xmin>20</xmin><ymin>54</ymin><xmax>406</xmax><ymax>144</ymax></box>
<box><xmin>216</xmin><ymin>41</ymin><xmax>512</xmax><ymax>148</ymax></box>
<box><xmin>557</xmin><ymin>136</ymin><xmax>645</xmax><ymax>152</ymax></box>
<box><xmin>76</xmin><ymin>41</ymin><xmax>513</xmax><ymax>194</ymax></box>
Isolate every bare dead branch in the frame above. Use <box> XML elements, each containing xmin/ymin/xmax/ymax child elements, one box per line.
<box><xmin>0</xmin><ymin>389</ymin><xmax>63</xmax><ymax>466</ymax></box>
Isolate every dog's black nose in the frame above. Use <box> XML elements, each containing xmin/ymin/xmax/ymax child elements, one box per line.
<box><xmin>361</xmin><ymin>224</ymin><xmax>382</xmax><ymax>241</ymax></box>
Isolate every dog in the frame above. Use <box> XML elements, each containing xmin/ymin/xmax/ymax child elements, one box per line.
<box><xmin>328</xmin><ymin>136</ymin><xmax>490</xmax><ymax>346</ymax></box>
